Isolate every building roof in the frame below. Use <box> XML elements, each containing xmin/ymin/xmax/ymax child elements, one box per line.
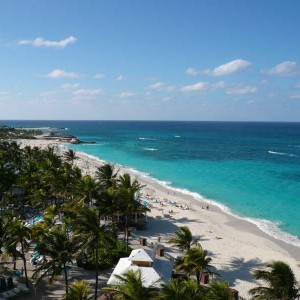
<box><xmin>107</xmin><ymin>248</ymin><xmax>172</xmax><ymax>288</ymax></box>
<box><xmin>128</xmin><ymin>248</ymin><xmax>155</xmax><ymax>263</ymax></box>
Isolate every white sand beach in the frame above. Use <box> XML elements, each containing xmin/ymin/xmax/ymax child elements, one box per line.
<box><xmin>18</xmin><ymin>138</ymin><xmax>300</xmax><ymax>299</ymax></box>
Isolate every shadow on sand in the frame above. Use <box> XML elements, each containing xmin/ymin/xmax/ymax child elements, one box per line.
<box><xmin>217</xmin><ymin>257</ymin><xmax>264</xmax><ymax>286</ymax></box>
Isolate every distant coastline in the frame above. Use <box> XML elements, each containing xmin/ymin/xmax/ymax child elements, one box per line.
<box><xmin>0</xmin><ymin>124</ymin><xmax>95</xmax><ymax>144</ymax></box>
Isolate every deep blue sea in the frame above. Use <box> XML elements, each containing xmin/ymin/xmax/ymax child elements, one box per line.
<box><xmin>3</xmin><ymin>120</ymin><xmax>300</xmax><ymax>246</ymax></box>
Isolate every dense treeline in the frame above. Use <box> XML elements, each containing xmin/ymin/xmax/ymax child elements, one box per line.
<box><xmin>0</xmin><ymin>140</ymin><xmax>147</xmax><ymax>299</ymax></box>
<box><xmin>0</xmin><ymin>125</ymin><xmax>41</xmax><ymax>139</ymax></box>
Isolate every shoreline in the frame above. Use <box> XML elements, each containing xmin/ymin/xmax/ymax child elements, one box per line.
<box><xmin>17</xmin><ymin>138</ymin><xmax>300</xmax><ymax>298</ymax></box>
<box><xmin>75</xmin><ymin>148</ymin><xmax>300</xmax><ymax>252</ymax></box>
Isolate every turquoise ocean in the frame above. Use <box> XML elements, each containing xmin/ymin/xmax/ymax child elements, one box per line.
<box><xmin>4</xmin><ymin>120</ymin><xmax>300</xmax><ymax>247</ymax></box>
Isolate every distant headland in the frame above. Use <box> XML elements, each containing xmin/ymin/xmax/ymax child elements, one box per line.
<box><xmin>0</xmin><ymin>125</ymin><xmax>95</xmax><ymax>144</ymax></box>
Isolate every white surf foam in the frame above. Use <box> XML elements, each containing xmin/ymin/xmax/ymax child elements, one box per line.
<box><xmin>144</xmin><ymin>148</ymin><xmax>157</xmax><ymax>151</ymax></box>
<box><xmin>121</xmin><ymin>169</ymin><xmax>300</xmax><ymax>248</ymax></box>
<box><xmin>67</xmin><ymin>147</ymin><xmax>300</xmax><ymax>248</ymax></box>
<box><xmin>137</xmin><ymin>137</ymin><xmax>157</xmax><ymax>141</ymax></box>
<box><xmin>268</xmin><ymin>150</ymin><xmax>297</xmax><ymax>157</ymax></box>
<box><xmin>80</xmin><ymin>143</ymin><xmax>103</xmax><ymax>146</ymax></box>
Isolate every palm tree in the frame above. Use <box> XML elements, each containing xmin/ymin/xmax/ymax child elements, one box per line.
<box><xmin>5</xmin><ymin>218</ymin><xmax>31</xmax><ymax>287</ymax></box>
<box><xmin>30</xmin><ymin>205</ymin><xmax>58</xmax><ymax>242</ymax></box>
<box><xmin>96</xmin><ymin>163</ymin><xmax>119</xmax><ymax>189</ymax></box>
<box><xmin>168</xmin><ymin>226</ymin><xmax>202</xmax><ymax>252</ymax></box>
<box><xmin>103</xmin><ymin>269</ymin><xmax>152</xmax><ymax>300</ymax></box>
<box><xmin>206</xmin><ymin>281</ymin><xmax>233</xmax><ymax>300</ymax></box>
<box><xmin>75</xmin><ymin>208</ymin><xmax>113</xmax><ymax>300</ymax></box>
<box><xmin>117</xmin><ymin>174</ymin><xmax>146</xmax><ymax>248</ymax></box>
<box><xmin>175</xmin><ymin>248</ymin><xmax>214</xmax><ymax>284</ymax></box>
<box><xmin>44</xmin><ymin>146</ymin><xmax>61</xmax><ymax>168</ymax></box>
<box><xmin>32</xmin><ymin>224</ymin><xmax>82</xmax><ymax>296</ymax></box>
<box><xmin>74</xmin><ymin>175</ymin><xmax>100</xmax><ymax>207</ymax></box>
<box><xmin>1</xmin><ymin>191</ymin><xmax>17</xmax><ymax>208</ymax></box>
<box><xmin>63</xmin><ymin>280</ymin><xmax>93</xmax><ymax>300</ymax></box>
<box><xmin>249</xmin><ymin>261</ymin><xmax>300</xmax><ymax>300</ymax></box>
<box><xmin>64</xmin><ymin>149</ymin><xmax>78</xmax><ymax>166</ymax></box>
<box><xmin>0</xmin><ymin>211</ymin><xmax>15</xmax><ymax>258</ymax></box>
<box><xmin>155</xmin><ymin>278</ymin><xmax>201</xmax><ymax>300</ymax></box>
<box><xmin>96</xmin><ymin>187</ymin><xmax>118</xmax><ymax>218</ymax></box>
<box><xmin>182</xmin><ymin>278</ymin><xmax>207</xmax><ymax>300</ymax></box>
<box><xmin>0</xmin><ymin>161</ymin><xmax>17</xmax><ymax>196</ymax></box>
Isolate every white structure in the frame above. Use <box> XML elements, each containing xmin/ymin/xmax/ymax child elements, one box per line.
<box><xmin>107</xmin><ymin>248</ymin><xmax>172</xmax><ymax>288</ymax></box>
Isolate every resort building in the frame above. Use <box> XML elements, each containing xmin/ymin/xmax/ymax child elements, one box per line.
<box><xmin>107</xmin><ymin>248</ymin><xmax>172</xmax><ymax>288</ymax></box>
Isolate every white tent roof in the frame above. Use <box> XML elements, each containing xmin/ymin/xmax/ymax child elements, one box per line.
<box><xmin>107</xmin><ymin>249</ymin><xmax>172</xmax><ymax>288</ymax></box>
<box><xmin>128</xmin><ymin>248</ymin><xmax>154</xmax><ymax>263</ymax></box>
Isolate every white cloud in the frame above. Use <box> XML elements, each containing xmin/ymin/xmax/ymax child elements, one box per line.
<box><xmin>148</xmin><ymin>81</ymin><xmax>176</xmax><ymax>92</ymax></box>
<box><xmin>94</xmin><ymin>73</ymin><xmax>105</xmax><ymax>79</ymax></box>
<box><xmin>162</xmin><ymin>97</ymin><xmax>172</xmax><ymax>102</ymax></box>
<box><xmin>185</xmin><ymin>67</ymin><xmax>199</xmax><ymax>76</ymax></box>
<box><xmin>46</xmin><ymin>69</ymin><xmax>82</xmax><ymax>79</ymax></box>
<box><xmin>116</xmin><ymin>75</ymin><xmax>124</xmax><ymax>80</ymax></box>
<box><xmin>227</xmin><ymin>85</ymin><xmax>257</xmax><ymax>95</ymax></box>
<box><xmin>204</xmin><ymin>59</ymin><xmax>251</xmax><ymax>76</ymax></box>
<box><xmin>72</xmin><ymin>89</ymin><xmax>103</xmax><ymax>100</ymax></box>
<box><xmin>149</xmin><ymin>82</ymin><xmax>164</xmax><ymax>90</ymax></box>
<box><xmin>18</xmin><ymin>36</ymin><xmax>76</xmax><ymax>48</ymax></box>
<box><xmin>119</xmin><ymin>92</ymin><xmax>136</xmax><ymax>98</ymax></box>
<box><xmin>295</xmin><ymin>82</ymin><xmax>300</xmax><ymax>88</ymax></box>
<box><xmin>61</xmin><ymin>83</ymin><xmax>80</xmax><ymax>89</ymax></box>
<box><xmin>181</xmin><ymin>82</ymin><xmax>210</xmax><ymax>92</ymax></box>
<box><xmin>265</xmin><ymin>61</ymin><xmax>300</xmax><ymax>76</ymax></box>
<box><xmin>181</xmin><ymin>81</ymin><xmax>225</xmax><ymax>93</ymax></box>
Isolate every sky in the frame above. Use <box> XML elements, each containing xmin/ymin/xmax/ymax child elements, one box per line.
<box><xmin>1</xmin><ymin>0</ymin><xmax>300</xmax><ymax>121</ymax></box>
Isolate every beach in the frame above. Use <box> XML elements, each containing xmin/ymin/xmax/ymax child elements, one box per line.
<box><xmin>18</xmin><ymin>138</ymin><xmax>300</xmax><ymax>299</ymax></box>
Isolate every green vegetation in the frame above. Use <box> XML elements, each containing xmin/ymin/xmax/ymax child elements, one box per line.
<box><xmin>63</xmin><ymin>280</ymin><xmax>93</xmax><ymax>300</ymax></box>
<box><xmin>168</xmin><ymin>226</ymin><xmax>202</xmax><ymax>252</ymax></box>
<box><xmin>0</xmin><ymin>140</ymin><xmax>147</xmax><ymax>299</ymax></box>
<box><xmin>0</xmin><ymin>125</ymin><xmax>41</xmax><ymax>139</ymax></box>
<box><xmin>249</xmin><ymin>261</ymin><xmax>300</xmax><ymax>300</ymax></box>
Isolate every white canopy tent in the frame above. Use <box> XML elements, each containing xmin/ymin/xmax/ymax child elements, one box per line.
<box><xmin>107</xmin><ymin>248</ymin><xmax>172</xmax><ymax>288</ymax></box>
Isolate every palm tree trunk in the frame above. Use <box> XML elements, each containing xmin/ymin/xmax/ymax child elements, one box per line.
<box><xmin>124</xmin><ymin>215</ymin><xmax>129</xmax><ymax>251</ymax></box>
<box><xmin>63</xmin><ymin>263</ymin><xmax>69</xmax><ymax>296</ymax></box>
<box><xmin>21</xmin><ymin>242</ymin><xmax>29</xmax><ymax>288</ymax></box>
<box><xmin>94</xmin><ymin>237</ymin><xmax>99</xmax><ymax>300</ymax></box>
<box><xmin>13</xmin><ymin>255</ymin><xmax>17</xmax><ymax>270</ymax></box>
<box><xmin>197</xmin><ymin>271</ymin><xmax>201</xmax><ymax>285</ymax></box>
